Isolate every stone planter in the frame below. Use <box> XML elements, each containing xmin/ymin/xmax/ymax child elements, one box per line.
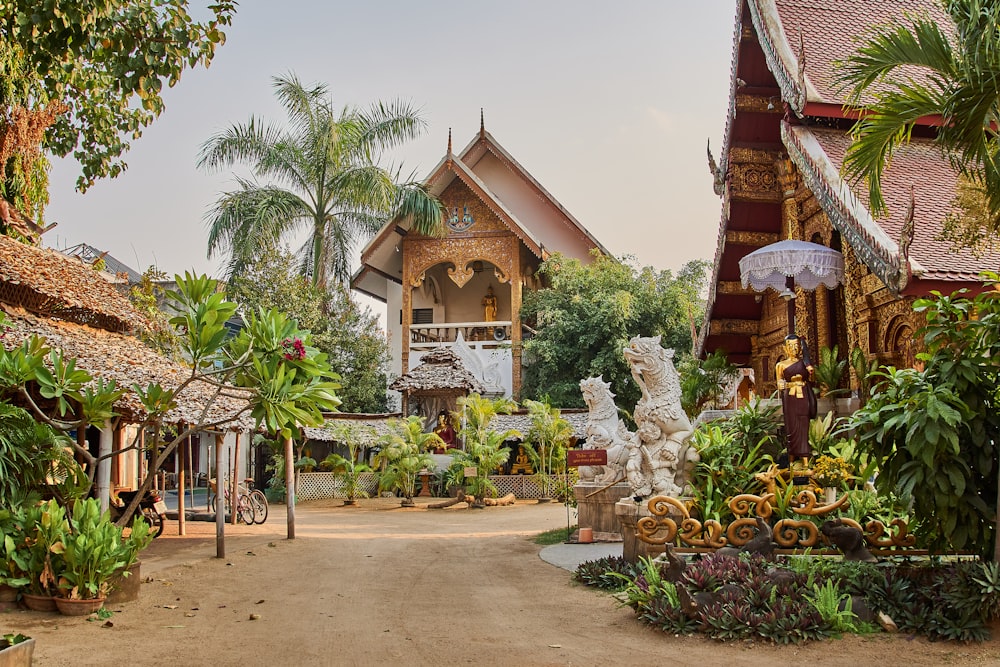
<box><xmin>0</xmin><ymin>637</ymin><xmax>35</xmax><ymax>667</ymax></box>
<box><xmin>54</xmin><ymin>596</ymin><xmax>106</xmax><ymax>616</ymax></box>
<box><xmin>21</xmin><ymin>593</ymin><xmax>57</xmax><ymax>613</ymax></box>
<box><xmin>107</xmin><ymin>561</ymin><xmax>142</xmax><ymax>604</ymax></box>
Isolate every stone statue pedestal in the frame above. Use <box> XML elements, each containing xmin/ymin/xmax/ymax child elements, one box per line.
<box><xmin>615</xmin><ymin>497</ymin><xmax>684</xmax><ymax>563</ymax></box>
<box><xmin>573</xmin><ymin>482</ymin><xmax>632</xmax><ymax>542</ymax></box>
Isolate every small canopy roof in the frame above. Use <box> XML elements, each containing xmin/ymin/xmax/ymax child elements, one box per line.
<box><xmin>389</xmin><ymin>347</ymin><xmax>487</xmax><ymax>395</ymax></box>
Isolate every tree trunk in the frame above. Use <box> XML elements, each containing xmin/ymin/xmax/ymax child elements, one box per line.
<box><xmin>429</xmin><ymin>490</ymin><xmax>468</xmax><ymax>509</ymax></box>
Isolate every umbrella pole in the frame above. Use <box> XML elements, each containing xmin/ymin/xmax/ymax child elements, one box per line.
<box><xmin>785</xmin><ymin>276</ymin><xmax>796</xmax><ymax>336</ymax></box>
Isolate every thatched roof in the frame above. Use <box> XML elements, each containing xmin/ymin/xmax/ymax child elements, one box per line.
<box><xmin>302</xmin><ymin>413</ymin><xmax>403</xmax><ymax>445</ymax></box>
<box><xmin>488</xmin><ymin>410</ymin><xmax>590</xmax><ymax>440</ymax></box>
<box><xmin>389</xmin><ymin>347</ymin><xmax>486</xmax><ymax>394</ymax></box>
<box><xmin>0</xmin><ymin>234</ymin><xmax>145</xmax><ymax>333</ymax></box>
<box><xmin>302</xmin><ymin>409</ymin><xmax>591</xmax><ymax>444</ymax></box>
<box><xmin>1</xmin><ymin>307</ymin><xmax>254</xmax><ymax>430</ymax></box>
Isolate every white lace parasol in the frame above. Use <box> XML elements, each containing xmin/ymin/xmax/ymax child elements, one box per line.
<box><xmin>739</xmin><ymin>240</ymin><xmax>845</xmax><ymax>292</ymax></box>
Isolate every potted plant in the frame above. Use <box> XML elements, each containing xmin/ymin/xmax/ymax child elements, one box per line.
<box><xmin>811</xmin><ymin>454</ymin><xmax>852</xmax><ymax>502</ymax></box>
<box><xmin>55</xmin><ymin>498</ymin><xmax>152</xmax><ymax>615</ymax></box>
<box><xmin>375</xmin><ymin>417</ymin><xmax>439</xmax><ymax>507</ymax></box>
<box><xmin>320</xmin><ymin>424</ymin><xmax>371</xmax><ymax>505</ymax></box>
<box><xmin>0</xmin><ymin>507</ymin><xmax>30</xmax><ymax>609</ymax></box>
<box><xmin>20</xmin><ymin>500</ymin><xmax>68</xmax><ymax>612</ymax></box>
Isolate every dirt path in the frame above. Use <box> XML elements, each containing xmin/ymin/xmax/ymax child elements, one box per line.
<box><xmin>7</xmin><ymin>498</ymin><xmax>1000</xmax><ymax>666</ymax></box>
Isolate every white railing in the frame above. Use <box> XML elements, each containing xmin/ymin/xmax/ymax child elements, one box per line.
<box><xmin>409</xmin><ymin>321</ymin><xmax>512</xmax><ymax>349</ymax></box>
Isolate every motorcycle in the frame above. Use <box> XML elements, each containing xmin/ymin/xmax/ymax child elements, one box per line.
<box><xmin>111</xmin><ymin>489</ymin><xmax>167</xmax><ymax>538</ymax></box>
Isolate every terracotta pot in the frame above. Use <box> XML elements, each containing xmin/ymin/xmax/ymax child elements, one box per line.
<box><xmin>0</xmin><ymin>584</ymin><xmax>18</xmax><ymax>603</ymax></box>
<box><xmin>54</xmin><ymin>596</ymin><xmax>106</xmax><ymax>616</ymax></box>
<box><xmin>0</xmin><ymin>637</ymin><xmax>35</xmax><ymax>667</ymax></box>
<box><xmin>21</xmin><ymin>593</ymin><xmax>58</xmax><ymax>613</ymax></box>
<box><xmin>578</xmin><ymin>527</ymin><xmax>594</xmax><ymax>543</ymax></box>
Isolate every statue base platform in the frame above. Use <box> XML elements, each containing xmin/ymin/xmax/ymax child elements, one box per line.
<box><xmin>615</xmin><ymin>497</ymin><xmax>685</xmax><ymax>564</ymax></box>
<box><xmin>572</xmin><ymin>482</ymin><xmax>632</xmax><ymax>543</ymax></box>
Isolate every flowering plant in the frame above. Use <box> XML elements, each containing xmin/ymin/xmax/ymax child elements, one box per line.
<box><xmin>281</xmin><ymin>337</ymin><xmax>306</xmax><ymax>361</ymax></box>
<box><xmin>812</xmin><ymin>455</ymin><xmax>852</xmax><ymax>488</ymax></box>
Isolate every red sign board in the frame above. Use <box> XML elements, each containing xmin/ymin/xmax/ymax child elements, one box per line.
<box><xmin>567</xmin><ymin>449</ymin><xmax>608</xmax><ymax>468</ymax></box>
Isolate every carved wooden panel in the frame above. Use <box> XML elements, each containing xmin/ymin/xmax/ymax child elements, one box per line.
<box><xmin>405</xmin><ymin>236</ymin><xmax>516</xmax><ymax>288</ymax></box>
<box><xmin>438</xmin><ymin>180</ymin><xmax>507</xmax><ymax>234</ymax></box>
<box><xmin>717</xmin><ymin>281</ymin><xmax>758</xmax><ymax>295</ymax></box>
<box><xmin>735</xmin><ymin>94</ymin><xmax>783</xmax><ymax>114</ymax></box>
<box><xmin>725</xmin><ymin>231</ymin><xmax>780</xmax><ymax>247</ymax></box>
<box><xmin>729</xmin><ymin>163</ymin><xmax>781</xmax><ymax>202</ymax></box>
<box><xmin>709</xmin><ymin>319</ymin><xmax>758</xmax><ymax>336</ymax></box>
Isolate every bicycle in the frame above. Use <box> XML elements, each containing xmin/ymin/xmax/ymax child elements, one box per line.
<box><xmin>208</xmin><ymin>477</ymin><xmax>269</xmax><ymax>524</ymax></box>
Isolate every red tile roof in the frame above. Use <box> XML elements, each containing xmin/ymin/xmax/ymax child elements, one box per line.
<box><xmin>753</xmin><ymin>0</ymin><xmax>950</xmax><ymax>110</ymax></box>
<box><xmin>787</xmin><ymin>124</ymin><xmax>1000</xmax><ymax>283</ymax></box>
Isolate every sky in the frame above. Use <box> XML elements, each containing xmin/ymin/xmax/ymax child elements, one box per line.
<box><xmin>44</xmin><ymin>1</ymin><xmax>737</xmax><ymax>287</ymax></box>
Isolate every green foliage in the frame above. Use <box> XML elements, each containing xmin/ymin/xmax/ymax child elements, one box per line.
<box><xmin>574</xmin><ymin>555</ymin><xmax>642</xmax><ymax>590</ymax></box>
<box><xmin>199</xmin><ymin>73</ymin><xmax>442</xmax><ymax>289</ymax></box>
<box><xmin>320</xmin><ymin>423</ymin><xmax>375</xmax><ymax>500</ymax></box>
<box><xmin>129</xmin><ymin>266</ymin><xmax>182</xmax><ymax>359</ymax></box>
<box><xmin>972</xmin><ymin>560</ymin><xmax>1000</xmax><ymax>620</ymax></box>
<box><xmin>678</xmin><ymin>349</ymin><xmax>739</xmax><ymax>418</ymax></box>
<box><xmin>0</xmin><ymin>403</ymin><xmax>84</xmax><ymax>507</ymax></box>
<box><xmin>520</xmin><ymin>252</ymin><xmax>709</xmax><ymax>408</ymax></box>
<box><xmin>721</xmin><ymin>396</ymin><xmax>782</xmax><ymax>459</ymax></box>
<box><xmin>838</xmin><ymin>0</ymin><xmax>1000</xmax><ymax>238</ymax></box>
<box><xmin>689</xmin><ymin>422</ymin><xmax>773</xmax><ymax>522</ymax></box>
<box><xmin>805</xmin><ymin>580</ymin><xmax>859</xmax><ymax>633</ymax></box>
<box><xmin>521</xmin><ymin>399</ymin><xmax>572</xmax><ymax>497</ymax></box>
<box><xmin>1</xmin><ymin>633</ymin><xmax>30</xmax><ymax>648</ymax></box>
<box><xmin>2</xmin><ymin>1</ymin><xmax>235</xmax><ymax>206</ymax></box>
<box><xmin>813</xmin><ymin>345</ymin><xmax>848</xmax><ymax>397</ymax></box>
<box><xmin>610</xmin><ymin>556</ymin><xmax>679</xmax><ymax>609</ymax></box>
<box><xmin>447</xmin><ymin>395</ymin><xmax>517</xmax><ymax>501</ymax></box>
<box><xmin>850</xmin><ymin>287</ymin><xmax>1000</xmax><ymax>557</ymax></box>
<box><xmin>227</xmin><ymin>247</ymin><xmax>390</xmax><ymax>412</ymax></box>
<box><xmin>850</xmin><ymin>346</ymin><xmax>880</xmax><ymax>406</ymax></box>
<box><xmin>375</xmin><ymin>416</ymin><xmax>438</xmax><ymax>501</ymax></box>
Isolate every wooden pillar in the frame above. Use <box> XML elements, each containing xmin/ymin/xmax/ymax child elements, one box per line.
<box><xmin>177</xmin><ymin>431</ymin><xmax>186</xmax><ymax>536</ymax></box>
<box><xmin>510</xmin><ymin>237</ymin><xmax>523</xmax><ymax>399</ymax></box>
<box><xmin>776</xmin><ymin>158</ymin><xmax>801</xmax><ymax>336</ymax></box>
<box><xmin>816</xmin><ymin>286</ymin><xmax>831</xmax><ymax>353</ymax></box>
<box><xmin>284</xmin><ymin>434</ymin><xmax>295</xmax><ymax>539</ymax></box>
<box><xmin>215</xmin><ymin>433</ymin><xmax>225</xmax><ymax>558</ymax></box>
<box><xmin>230</xmin><ymin>434</ymin><xmax>240</xmax><ymax>526</ymax></box>
<box><xmin>401</xmin><ymin>242</ymin><xmax>413</xmax><ymax>377</ymax></box>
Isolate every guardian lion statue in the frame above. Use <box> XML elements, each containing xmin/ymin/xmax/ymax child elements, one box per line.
<box><xmin>578</xmin><ymin>376</ymin><xmax>631</xmax><ymax>485</ymax></box>
<box><xmin>622</xmin><ymin>335</ymin><xmax>700</xmax><ymax>499</ymax></box>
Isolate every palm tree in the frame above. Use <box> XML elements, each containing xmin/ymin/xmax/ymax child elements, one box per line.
<box><xmin>838</xmin><ymin>1</ymin><xmax>1000</xmax><ymax>241</ymax></box>
<box><xmin>522</xmin><ymin>399</ymin><xmax>573</xmax><ymax>500</ymax></box>
<box><xmin>374</xmin><ymin>416</ymin><xmax>440</xmax><ymax>506</ymax></box>
<box><xmin>198</xmin><ymin>73</ymin><xmax>443</xmax><ymax>289</ymax></box>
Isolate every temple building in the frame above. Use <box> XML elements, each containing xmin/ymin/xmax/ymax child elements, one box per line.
<box><xmin>353</xmin><ymin>117</ymin><xmax>608</xmax><ymax>407</ymax></box>
<box><xmin>698</xmin><ymin>0</ymin><xmax>1000</xmax><ymax>394</ymax></box>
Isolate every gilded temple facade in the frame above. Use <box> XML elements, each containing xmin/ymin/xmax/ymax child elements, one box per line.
<box><xmin>699</xmin><ymin>0</ymin><xmax>1000</xmax><ymax>395</ymax></box>
<box><xmin>353</xmin><ymin>119</ymin><xmax>607</xmax><ymax>405</ymax></box>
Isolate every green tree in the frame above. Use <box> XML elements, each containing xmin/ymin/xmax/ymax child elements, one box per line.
<box><xmin>0</xmin><ymin>273</ymin><xmax>341</xmax><ymax>526</ymax></box>
<box><xmin>0</xmin><ymin>1</ymin><xmax>235</xmax><ymax>216</ymax></box>
<box><xmin>446</xmin><ymin>394</ymin><xmax>519</xmax><ymax>505</ymax></box>
<box><xmin>375</xmin><ymin>416</ymin><xmax>439</xmax><ymax>506</ymax></box>
<box><xmin>520</xmin><ymin>252</ymin><xmax>709</xmax><ymax>408</ymax></box>
<box><xmin>226</xmin><ymin>246</ymin><xmax>390</xmax><ymax>413</ymax></box>
<box><xmin>849</xmin><ymin>284</ymin><xmax>1000</xmax><ymax>559</ymax></box>
<box><xmin>521</xmin><ymin>399</ymin><xmax>573</xmax><ymax>499</ymax></box>
<box><xmin>838</xmin><ymin>0</ymin><xmax>1000</xmax><ymax>247</ymax></box>
<box><xmin>198</xmin><ymin>73</ymin><xmax>443</xmax><ymax>289</ymax></box>
<box><xmin>678</xmin><ymin>349</ymin><xmax>739</xmax><ymax>418</ymax></box>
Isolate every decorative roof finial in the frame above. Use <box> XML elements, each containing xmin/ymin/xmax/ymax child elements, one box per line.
<box><xmin>480</xmin><ymin>108</ymin><xmax>485</xmax><ymax>138</ymax></box>
<box><xmin>447</xmin><ymin>128</ymin><xmax>452</xmax><ymax>154</ymax></box>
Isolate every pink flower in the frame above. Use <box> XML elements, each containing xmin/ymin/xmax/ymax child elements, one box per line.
<box><xmin>281</xmin><ymin>337</ymin><xmax>306</xmax><ymax>361</ymax></box>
